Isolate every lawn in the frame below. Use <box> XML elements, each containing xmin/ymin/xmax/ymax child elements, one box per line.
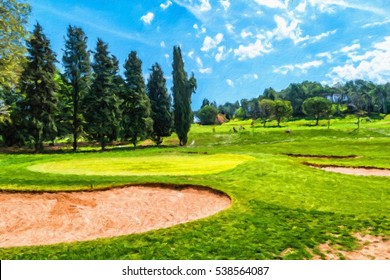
<box><xmin>0</xmin><ymin>118</ymin><xmax>389</xmax><ymax>259</ymax></box>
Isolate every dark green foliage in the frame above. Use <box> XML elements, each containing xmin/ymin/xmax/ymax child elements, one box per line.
<box><xmin>197</xmin><ymin>105</ymin><xmax>218</xmax><ymax>125</ymax></box>
<box><xmin>147</xmin><ymin>63</ymin><xmax>172</xmax><ymax>145</ymax></box>
<box><xmin>259</xmin><ymin>99</ymin><xmax>275</xmax><ymax>127</ymax></box>
<box><xmin>20</xmin><ymin>23</ymin><xmax>58</xmax><ymax>152</ymax></box>
<box><xmin>53</xmin><ymin>72</ymin><xmax>72</xmax><ymax>141</ymax></box>
<box><xmin>218</xmin><ymin>101</ymin><xmax>240</xmax><ymax>119</ymax></box>
<box><xmin>0</xmin><ymin>0</ymin><xmax>30</xmax><ymax>90</ymax></box>
<box><xmin>122</xmin><ymin>51</ymin><xmax>153</xmax><ymax>147</ymax></box>
<box><xmin>273</xmin><ymin>99</ymin><xmax>292</xmax><ymax>126</ymax></box>
<box><xmin>172</xmin><ymin>46</ymin><xmax>197</xmax><ymax>146</ymax></box>
<box><xmin>62</xmin><ymin>26</ymin><xmax>91</xmax><ymax>151</ymax></box>
<box><xmin>84</xmin><ymin>39</ymin><xmax>121</xmax><ymax>150</ymax></box>
<box><xmin>302</xmin><ymin>97</ymin><xmax>332</xmax><ymax>125</ymax></box>
<box><xmin>251</xmin><ymin>99</ymin><xmax>261</xmax><ymax>120</ymax></box>
<box><xmin>262</xmin><ymin>87</ymin><xmax>278</xmax><ymax>100</ymax></box>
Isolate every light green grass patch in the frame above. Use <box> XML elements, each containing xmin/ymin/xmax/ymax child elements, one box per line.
<box><xmin>27</xmin><ymin>153</ymin><xmax>255</xmax><ymax>176</ymax></box>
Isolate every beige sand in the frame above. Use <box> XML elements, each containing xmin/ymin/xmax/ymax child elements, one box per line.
<box><xmin>320</xmin><ymin>166</ymin><xmax>390</xmax><ymax>176</ymax></box>
<box><xmin>0</xmin><ymin>185</ymin><xmax>231</xmax><ymax>248</ymax></box>
<box><xmin>313</xmin><ymin>233</ymin><xmax>390</xmax><ymax>260</ymax></box>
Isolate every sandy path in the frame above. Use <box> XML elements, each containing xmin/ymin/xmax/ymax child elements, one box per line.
<box><xmin>0</xmin><ymin>185</ymin><xmax>231</xmax><ymax>248</ymax></box>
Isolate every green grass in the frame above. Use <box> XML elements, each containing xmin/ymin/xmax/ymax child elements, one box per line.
<box><xmin>27</xmin><ymin>153</ymin><xmax>254</xmax><ymax>176</ymax></box>
<box><xmin>0</xmin><ymin>117</ymin><xmax>389</xmax><ymax>259</ymax></box>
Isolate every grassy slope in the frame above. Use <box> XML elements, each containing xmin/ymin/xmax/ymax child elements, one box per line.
<box><xmin>0</xmin><ymin>118</ymin><xmax>389</xmax><ymax>259</ymax></box>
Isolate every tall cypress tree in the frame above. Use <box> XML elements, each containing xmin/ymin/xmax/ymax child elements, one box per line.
<box><xmin>84</xmin><ymin>38</ymin><xmax>120</xmax><ymax>150</ymax></box>
<box><xmin>62</xmin><ymin>25</ymin><xmax>91</xmax><ymax>151</ymax></box>
<box><xmin>172</xmin><ymin>46</ymin><xmax>197</xmax><ymax>146</ymax></box>
<box><xmin>122</xmin><ymin>51</ymin><xmax>153</xmax><ymax>147</ymax></box>
<box><xmin>147</xmin><ymin>63</ymin><xmax>172</xmax><ymax>145</ymax></box>
<box><xmin>20</xmin><ymin>23</ymin><xmax>58</xmax><ymax>152</ymax></box>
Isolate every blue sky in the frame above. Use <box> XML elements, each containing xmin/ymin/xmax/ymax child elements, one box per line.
<box><xmin>29</xmin><ymin>0</ymin><xmax>390</xmax><ymax>109</ymax></box>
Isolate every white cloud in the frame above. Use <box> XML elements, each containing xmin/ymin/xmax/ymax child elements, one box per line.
<box><xmin>328</xmin><ymin>36</ymin><xmax>390</xmax><ymax>84</ymax></box>
<box><xmin>274</xmin><ymin>65</ymin><xmax>295</xmax><ymax>75</ymax></box>
<box><xmin>194</xmin><ymin>24</ymin><xmax>207</xmax><ymax>37</ymax></box>
<box><xmin>160</xmin><ymin>1</ymin><xmax>173</xmax><ymax>10</ymax></box>
<box><xmin>199</xmin><ymin>67</ymin><xmax>212</xmax><ymax>74</ymax></box>
<box><xmin>140</xmin><ymin>12</ymin><xmax>154</xmax><ymax>24</ymax></box>
<box><xmin>363</xmin><ymin>19</ymin><xmax>390</xmax><ymax>28</ymax></box>
<box><xmin>296</xmin><ymin>60</ymin><xmax>323</xmax><ymax>72</ymax></box>
<box><xmin>316</xmin><ymin>51</ymin><xmax>332</xmax><ymax>60</ymax></box>
<box><xmin>219</xmin><ymin>0</ymin><xmax>230</xmax><ymax>11</ymax></box>
<box><xmin>226</xmin><ymin>79</ymin><xmax>234</xmax><ymax>87</ymax></box>
<box><xmin>312</xmin><ymin>29</ymin><xmax>337</xmax><ymax>42</ymax></box>
<box><xmin>308</xmin><ymin>0</ymin><xmax>385</xmax><ymax>15</ymax></box>
<box><xmin>196</xmin><ymin>56</ymin><xmax>203</xmax><ymax>67</ymax></box>
<box><xmin>241</xmin><ymin>30</ymin><xmax>253</xmax><ymax>39</ymax></box>
<box><xmin>215</xmin><ymin>46</ymin><xmax>232</xmax><ymax>62</ymax></box>
<box><xmin>234</xmin><ymin>39</ymin><xmax>272</xmax><ymax>60</ymax></box>
<box><xmin>254</xmin><ymin>0</ymin><xmax>286</xmax><ymax>9</ymax></box>
<box><xmin>225</xmin><ymin>23</ymin><xmax>234</xmax><ymax>33</ymax></box>
<box><xmin>199</xmin><ymin>0</ymin><xmax>212</xmax><ymax>12</ymax></box>
<box><xmin>274</xmin><ymin>60</ymin><xmax>323</xmax><ymax>75</ymax></box>
<box><xmin>295</xmin><ymin>0</ymin><xmax>307</xmax><ymax>12</ymax></box>
<box><xmin>187</xmin><ymin>51</ymin><xmax>195</xmax><ymax>59</ymax></box>
<box><xmin>201</xmin><ymin>33</ymin><xmax>224</xmax><ymax>52</ymax></box>
<box><xmin>341</xmin><ymin>43</ymin><xmax>360</xmax><ymax>53</ymax></box>
<box><xmin>160</xmin><ymin>41</ymin><xmax>166</xmax><ymax>48</ymax></box>
<box><xmin>271</xmin><ymin>15</ymin><xmax>307</xmax><ymax>44</ymax></box>
<box><xmin>243</xmin><ymin>73</ymin><xmax>259</xmax><ymax>80</ymax></box>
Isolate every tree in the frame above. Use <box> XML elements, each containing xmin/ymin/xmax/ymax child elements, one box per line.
<box><xmin>259</xmin><ymin>99</ymin><xmax>275</xmax><ymax>127</ymax></box>
<box><xmin>262</xmin><ymin>87</ymin><xmax>277</xmax><ymax>100</ymax></box>
<box><xmin>84</xmin><ymin>39</ymin><xmax>121</xmax><ymax>150</ymax></box>
<box><xmin>201</xmin><ymin>98</ymin><xmax>210</xmax><ymax>108</ymax></box>
<box><xmin>122</xmin><ymin>51</ymin><xmax>153</xmax><ymax>147</ymax></box>
<box><xmin>19</xmin><ymin>23</ymin><xmax>58</xmax><ymax>152</ymax></box>
<box><xmin>172</xmin><ymin>46</ymin><xmax>197</xmax><ymax>146</ymax></box>
<box><xmin>218</xmin><ymin>101</ymin><xmax>239</xmax><ymax>120</ymax></box>
<box><xmin>302</xmin><ymin>97</ymin><xmax>332</xmax><ymax>125</ymax></box>
<box><xmin>273</xmin><ymin>100</ymin><xmax>292</xmax><ymax>127</ymax></box>
<box><xmin>62</xmin><ymin>25</ymin><xmax>91</xmax><ymax>151</ymax></box>
<box><xmin>147</xmin><ymin>63</ymin><xmax>172</xmax><ymax>145</ymax></box>
<box><xmin>197</xmin><ymin>105</ymin><xmax>218</xmax><ymax>125</ymax></box>
<box><xmin>0</xmin><ymin>0</ymin><xmax>30</xmax><ymax>90</ymax></box>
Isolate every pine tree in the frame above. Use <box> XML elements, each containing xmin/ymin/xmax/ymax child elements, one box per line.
<box><xmin>147</xmin><ymin>63</ymin><xmax>172</xmax><ymax>145</ymax></box>
<box><xmin>62</xmin><ymin>25</ymin><xmax>91</xmax><ymax>151</ymax></box>
<box><xmin>20</xmin><ymin>23</ymin><xmax>58</xmax><ymax>152</ymax></box>
<box><xmin>122</xmin><ymin>51</ymin><xmax>153</xmax><ymax>147</ymax></box>
<box><xmin>84</xmin><ymin>39</ymin><xmax>120</xmax><ymax>150</ymax></box>
<box><xmin>172</xmin><ymin>46</ymin><xmax>197</xmax><ymax>146</ymax></box>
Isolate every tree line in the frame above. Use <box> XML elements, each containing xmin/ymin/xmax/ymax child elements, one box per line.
<box><xmin>0</xmin><ymin>1</ymin><xmax>196</xmax><ymax>152</ymax></box>
<box><xmin>197</xmin><ymin>80</ymin><xmax>390</xmax><ymax>126</ymax></box>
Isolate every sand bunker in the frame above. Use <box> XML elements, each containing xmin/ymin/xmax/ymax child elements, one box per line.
<box><xmin>313</xmin><ymin>233</ymin><xmax>390</xmax><ymax>260</ymax></box>
<box><xmin>308</xmin><ymin>164</ymin><xmax>390</xmax><ymax>176</ymax></box>
<box><xmin>0</xmin><ymin>184</ymin><xmax>231</xmax><ymax>248</ymax></box>
<box><xmin>286</xmin><ymin>154</ymin><xmax>358</xmax><ymax>159</ymax></box>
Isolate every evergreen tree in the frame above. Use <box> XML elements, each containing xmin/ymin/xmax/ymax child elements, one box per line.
<box><xmin>122</xmin><ymin>51</ymin><xmax>153</xmax><ymax>147</ymax></box>
<box><xmin>172</xmin><ymin>46</ymin><xmax>197</xmax><ymax>146</ymax></box>
<box><xmin>62</xmin><ymin>25</ymin><xmax>91</xmax><ymax>151</ymax></box>
<box><xmin>20</xmin><ymin>23</ymin><xmax>58</xmax><ymax>152</ymax></box>
<box><xmin>84</xmin><ymin>38</ymin><xmax>120</xmax><ymax>150</ymax></box>
<box><xmin>147</xmin><ymin>63</ymin><xmax>172</xmax><ymax>145</ymax></box>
